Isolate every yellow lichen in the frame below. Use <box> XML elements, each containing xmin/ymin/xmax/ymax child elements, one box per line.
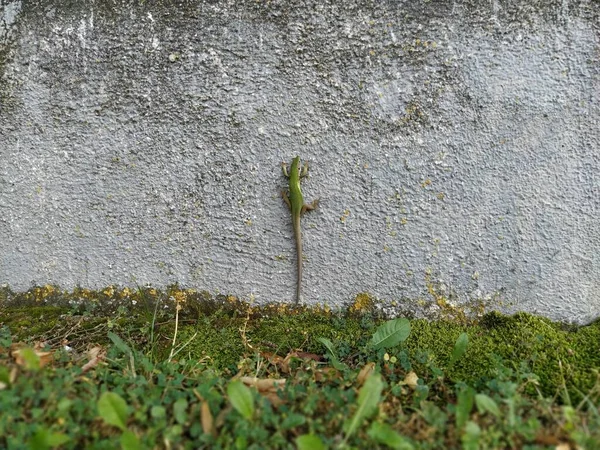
<box><xmin>350</xmin><ymin>293</ymin><xmax>375</xmax><ymax>314</ymax></box>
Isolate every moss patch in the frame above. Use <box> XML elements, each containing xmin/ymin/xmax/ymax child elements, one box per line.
<box><xmin>1</xmin><ymin>285</ymin><xmax>598</xmax><ymax>404</ymax></box>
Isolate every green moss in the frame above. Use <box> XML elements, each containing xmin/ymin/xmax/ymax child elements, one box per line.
<box><xmin>562</xmin><ymin>319</ymin><xmax>600</xmax><ymax>400</ymax></box>
<box><xmin>1</xmin><ymin>285</ymin><xmax>598</xmax><ymax>404</ymax></box>
<box><xmin>0</xmin><ymin>306</ymin><xmax>69</xmax><ymax>340</ymax></box>
<box><xmin>406</xmin><ymin>319</ymin><xmax>468</xmax><ymax>365</ymax></box>
<box><xmin>401</xmin><ymin>313</ymin><xmax>600</xmax><ymax>403</ymax></box>
<box><xmin>166</xmin><ymin>311</ymin><xmax>369</xmax><ymax>370</ymax></box>
<box><xmin>249</xmin><ymin>312</ymin><xmax>366</xmax><ymax>354</ymax></box>
<box><xmin>165</xmin><ymin>318</ymin><xmax>245</xmax><ymax>371</ymax></box>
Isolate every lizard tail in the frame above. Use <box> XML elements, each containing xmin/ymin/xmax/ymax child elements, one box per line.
<box><xmin>294</xmin><ymin>219</ymin><xmax>302</xmax><ymax>304</ymax></box>
<box><xmin>296</xmin><ymin>249</ymin><xmax>302</xmax><ymax>303</ymax></box>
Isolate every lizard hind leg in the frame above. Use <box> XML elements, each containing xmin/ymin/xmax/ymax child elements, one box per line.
<box><xmin>301</xmin><ymin>198</ymin><xmax>319</xmax><ymax>214</ymax></box>
<box><xmin>281</xmin><ymin>190</ymin><xmax>291</xmax><ymax>208</ymax></box>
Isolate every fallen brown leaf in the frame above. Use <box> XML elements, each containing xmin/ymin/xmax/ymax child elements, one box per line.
<box><xmin>554</xmin><ymin>444</ymin><xmax>571</xmax><ymax>450</ymax></box>
<box><xmin>33</xmin><ymin>341</ymin><xmax>48</xmax><ymax>351</ymax></box>
<box><xmin>240</xmin><ymin>376</ymin><xmax>286</xmax><ymax>391</ymax></box>
<box><xmin>402</xmin><ymin>371</ymin><xmax>419</xmax><ymax>390</ymax></box>
<box><xmin>201</xmin><ymin>401</ymin><xmax>216</xmax><ymax>437</ymax></box>
<box><xmin>240</xmin><ymin>376</ymin><xmax>286</xmax><ymax>407</ymax></box>
<box><xmin>81</xmin><ymin>346</ymin><xmax>106</xmax><ymax>373</ymax></box>
<box><xmin>535</xmin><ymin>432</ymin><xmax>561</xmax><ymax>446</ymax></box>
<box><xmin>11</xmin><ymin>347</ymin><xmax>53</xmax><ymax>368</ymax></box>
<box><xmin>292</xmin><ymin>351</ymin><xmax>323</xmax><ymax>362</ymax></box>
<box><xmin>357</xmin><ymin>362</ymin><xmax>376</xmax><ymax>385</ymax></box>
<box><xmin>265</xmin><ymin>350</ymin><xmax>325</xmax><ymax>374</ymax></box>
<box><xmin>261</xmin><ymin>351</ymin><xmax>290</xmax><ymax>373</ymax></box>
<box><xmin>263</xmin><ymin>391</ymin><xmax>285</xmax><ymax>408</ymax></box>
<box><xmin>215</xmin><ymin>405</ymin><xmax>231</xmax><ymax>429</ymax></box>
<box><xmin>313</xmin><ymin>366</ymin><xmax>342</xmax><ymax>382</ymax></box>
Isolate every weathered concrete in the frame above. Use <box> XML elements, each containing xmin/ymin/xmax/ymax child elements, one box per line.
<box><xmin>1</xmin><ymin>0</ymin><xmax>598</xmax><ymax>323</ymax></box>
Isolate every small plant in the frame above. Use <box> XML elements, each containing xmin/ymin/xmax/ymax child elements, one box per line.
<box><xmin>343</xmin><ymin>373</ymin><xmax>384</xmax><ymax>444</ymax></box>
<box><xmin>227</xmin><ymin>380</ymin><xmax>255</xmax><ymax>420</ymax></box>
<box><xmin>370</xmin><ymin>318</ymin><xmax>411</xmax><ymax>350</ymax></box>
<box><xmin>1</xmin><ymin>295</ymin><xmax>599</xmax><ymax>449</ymax></box>
<box><xmin>97</xmin><ymin>391</ymin><xmax>141</xmax><ymax>449</ymax></box>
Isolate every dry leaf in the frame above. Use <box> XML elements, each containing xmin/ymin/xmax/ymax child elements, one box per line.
<box><xmin>313</xmin><ymin>366</ymin><xmax>342</xmax><ymax>382</ymax></box>
<box><xmin>0</xmin><ymin>366</ymin><xmax>19</xmax><ymax>390</ymax></box>
<box><xmin>263</xmin><ymin>391</ymin><xmax>285</xmax><ymax>407</ymax></box>
<box><xmin>266</xmin><ymin>350</ymin><xmax>325</xmax><ymax>374</ymax></box>
<box><xmin>357</xmin><ymin>362</ymin><xmax>376</xmax><ymax>385</ymax></box>
<box><xmin>81</xmin><ymin>346</ymin><xmax>106</xmax><ymax>373</ymax></box>
<box><xmin>535</xmin><ymin>432</ymin><xmax>561</xmax><ymax>446</ymax></box>
<box><xmin>12</xmin><ymin>347</ymin><xmax>53</xmax><ymax>368</ymax></box>
<box><xmin>403</xmin><ymin>371</ymin><xmax>419</xmax><ymax>390</ymax></box>
<box><xmin>262</xmin><ymin>352</ymin><xmax>290</xmax><ymax>373</ymax></box>
<box><xmin>215</xmin><ymin>405</ymin><xmax>231</xmax><ymax>429</ymax></box>
<box><xmin>240</xmin><ymin>377</ymin><xmax>286</xmax><ymax>407</ymax></box>
<box><xmin>33</xmin><ymin>341</ymin><xmax>48</xmax><ymax>351</ymax></box>
<box><xmin>194</xmin><ymin>388</ymin><xmax>220</xmax><ymax>435</ymax></box>
<box><xmin>201</xmin><ymin>401</ymin><xmax>216</xmax><ymax>437</ymax></box>
<box><xmin>240</xmin><ymin>376</ymin><xmax>286</xmax><ymax>392</ymax></box>
<box><xmin>293</xmin><ymin>351</ymin><xmax>323</xmax><ymax>362</ymax></box>
<box><xmin>37</xmin><ymin>351</ymin><xmax>53</xmax><ymax>368</ymax></box>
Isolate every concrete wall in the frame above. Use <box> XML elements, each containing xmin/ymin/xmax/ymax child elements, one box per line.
<box><xmin>1</xmin><ymin>0</ymin><xmax>598</xmax><ymax>323</ymax></box>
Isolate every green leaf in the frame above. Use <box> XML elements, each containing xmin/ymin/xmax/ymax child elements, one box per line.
<box><xmin>0</xmin><ymin>325</ymin><xmax>12</xmax><ymax>347</ymax></box>
<box><xmin>370</xmin><ymin>319</ymin><xmax>411</xmax><ymax>350</ymax></box>
<box><xmin>461</xmin><ymin>421</ymin><xmax>481</xmax><ymax>450</ymax></box>
<box><xmin>414</xmin><ymin>383</ymin><xmax>430</xmax><ymax>403</ymax></box>
<box><xmin>227</xmin><ymin>380</ymin><xmax>254</xmax><ymax>420</ymax></box>
<box><xmin>173</xmin><ymin>398</ymin><xmax>188</xmax><ymax>425</ymax></box>
<box><xmin>296</xmin><ymin>434</ymin><xmax>326</xmax><ymax>450</ymax></box>
<box><xmin>456</xmin><ymin>387</ymin><xmax>475</xmax><ymax>429</ymax></box>
<box><xmin>97</xmin><ymin>391</ymin><xmax>129</xmax><ymax>431</ymax></box>
<box><xmin>449</xmin><ymin>332</ymin><xmax>468</xmax><ymax>367</ymax></box>
<box><xmin>0</xmin><ymin>365</ymin><xmax>10</xmax><ymax>387</ymax></box>
<box><xmin>29</xmin><ymin>427</ymin><xmax>70</xmax><ymax>450</ymax></box>
<box><xmin>235</xmin><ymin>435</ymin><xmax>247</xmax><ymax>450</ymax></box>
<box><xmin>420</xmin><ymin>401</ymin><xmax>448</xmax><ymax>430</ymax></box>
<box><xmin>367</xmin><ymin>422</ymin><xmax>414</xmax><ymax>449</ymax></box>
<box><xmin>45</xmin><ymin>433</ymin><xmax>70</xmax><ymax>448</ymax></box>
<box><xmin>281</xmin><ymin>412</ymin><xmax>306</xmax><ymax>430</ymax></box>
<box><xmin>57</xmin><ymin>398</ymin><xmax>73</xmax><ymax>414</ymax></box>
<box><xmin>120</xmin><ymin>430</ymin><xmax>142</xmax><ymax>450</ymax></box>
<box><xmin>475</xmin><ymin>393</ymin><xmax>501</xmax><ymax>418</ymax></box>
<box><xmin>343</xmin><ymin>373</ymin><xmax>384</xmax><ymax>437</ymax></box>
<box><xmin>19</xmin><ymin>347</ymin><xmax>41</xmax><ymax>371</ymax></box>
<box><xmin>108</xmin><ymin>332</ymin><xmax>132</xmax><ymax>355</ymax></box>
<box><xmin>151</xmin><ymin>405</ymin><xmax>166</xmax><ymax>419</ymax></box>
<box><xmin>166</xmin><ymin>424</ymin><xmax>183</xmax><ymax>439</ymax></box>
<box><xmin>317</xmin><ymin>337</ymin><xmax>346</xmax><ymax>370</ymax></box>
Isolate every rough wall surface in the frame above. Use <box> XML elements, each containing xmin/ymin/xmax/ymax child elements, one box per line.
<box><xmin>0</xmin><ymin>0</ymin><xmax>598</xmax><ymax>323</ymax></box>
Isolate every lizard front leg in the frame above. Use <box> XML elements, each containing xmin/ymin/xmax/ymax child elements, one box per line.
<box><xmin>299</xmin><ymin>161</ymin><xmax>309</xmax><ymax>178</ymax></box>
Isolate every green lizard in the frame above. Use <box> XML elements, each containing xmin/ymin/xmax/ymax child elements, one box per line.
<box><xmin>282</xmin><ymin>156</ymin><xmax>319</xmax><ymax>303</ymax></box>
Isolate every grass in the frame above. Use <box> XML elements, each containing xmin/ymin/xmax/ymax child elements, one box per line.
<box><xmin>0</xmin><ymin>285</ymin><xmax>599</xmax><ymax>449</ymax></box>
